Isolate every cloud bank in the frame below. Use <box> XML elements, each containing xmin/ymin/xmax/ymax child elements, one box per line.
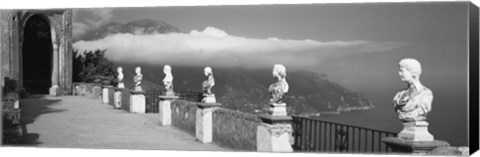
<box><xmin>73</xmin><ymin>27</ymin><xmax>406</xmax><ymax>69</ymax></box>
<box><xmin>73</xmin><ymin>8</ymin><xmax>113</xmax><ymax>41</ymax></box>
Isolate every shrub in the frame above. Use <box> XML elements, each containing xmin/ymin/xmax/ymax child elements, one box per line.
<box><xmin>73</xmin><ymin>49</ymin><xmax>116</xmax><ymax>83</ymax></box>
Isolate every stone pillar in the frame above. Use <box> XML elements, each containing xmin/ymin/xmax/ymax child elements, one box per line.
<box><xmin>398</xmin><ymin>121</ymin><xmax>433</xmax><ymax>141</ymax></box>
<box><xmin>113</xmin><ymin>87</ymin><xmax>123</xmax><ymax>109</ymax></box>
<box><xmin>382</xmin><ymin>137</ymin><xmax>450</xmax><ymax>155</ymax></box>
<box><xmin>90</xmin><ymin>84</ymin><xmax>102</xmax><ymax>99</ymax></box>
<box><xmin>49</xmin><ymin>23</ymin><xmax>60</xmax><ymax>96</ymax></box>
<box><xmin>201</xmin><ymin>94</ymin><xmax>216</xmax><ymax>103</ymax></box>
<box><xmin>257</xmin><ymin>103</ymin><xmax>293</xmax><ymax>152</ymax></box>
<box><xmin>102</xmin><ymin>85</ymin><xmax>113</xmax><ymax>104</ymax></box>
<box><xmin>382</xmin><ymin>121</ymin><xmax>450</xmax><ymax>155</ymax></box>
<box><xmin>195</xmin><ymin>102</ymin><xmax>221</xmax><ymax>143</ymax></box>
<box><xmin>129</xmin><ymin>90</ymin><xmax>146</xmax><ymax>114</ymax></box>
<box><xmin>63</xmin><ymin>9</ymin><xmax>73</xmax><ymax>94</ymax></box>
<box><xmin>0</xmin><ymin>11</ymin><xmax>3</xmax><ymax>144</ymax></box>
<box><xmin>158</xmin><ymin>95</ymin><xmax>179</xmax><ymax>126</ymax></box>
<box><xmin>268</xmin><ymin>102</ymin><xmax>287</xmax><ymax>116</ymax></box>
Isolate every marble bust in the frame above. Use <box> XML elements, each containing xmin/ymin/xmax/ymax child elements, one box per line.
<box><xmin>117</xmin><ymin>67</ymin><xmax>124</xmax><ymax>88</ymax></box>
<box><xmin>268</xmin><ymin>64</ymin><xmax>289</xmax><ymax>104</ymax></box>
<box><xmin>163</xmin><ymin>65</ymin><xmax>174</xmax><ymax>95</ymax></box>
<box><xmin>392</xmin><ymin>58</ymin><xmax>434</xmax><ymax>141</ymax></box>
<box><xmin>133</xmin><ymin>66</ymin><xmax>143</xmax><ymax>91</ymax></box>
<box><xmin>393</xmin><ymin>58</ymin><xmax>433</xmax><ymax>122</ymax></box>
<box><xmin>202</xmin><ymin>67</ymin><xmax>215</xmax><ymax>95</ymax></box>
<box><xmin>201</xmin><ymin>67</ymin><xmax>216</xmax><ymax>103</ymax></box>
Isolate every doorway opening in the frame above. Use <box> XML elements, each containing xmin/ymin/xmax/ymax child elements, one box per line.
<box><xmin>22</xmin><ymin>14</ymin><xmax>53</xmax><ymax>94</ymax></box>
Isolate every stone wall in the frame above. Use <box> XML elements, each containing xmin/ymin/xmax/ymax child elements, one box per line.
<box><xmin>212</xmin><ymin>108</ymin><xmax>261</xmax><ymax>150</ymax></box>
<box><xmin>168</xmin><ymin>99</ymin><xmax>261</xmax><ymax>150</ymax></box>
<box><xmin>0</xmin><ymin>10</ymin><xmax>20</xmax><ymax>83</ymax></box>
<box><xmin>0</xmin><ymin>9</ymin><xmax>73</xmax><ymax>95</ymax></box>
<box><xmin>171</xmin><ymin>100</ymin><xmax>198</xmax><ymax>136</ymax></box>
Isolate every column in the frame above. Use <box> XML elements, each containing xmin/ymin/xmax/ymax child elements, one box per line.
<box><xmin>102</xmin><ymin>85</ymin><xmax>113</xmax><ymax>104</ymax></box>
<box><xmin>256</xmin><ymin>102</ymin><xmax>294</xmax><ymax>152</ymax></box>
<box><xmin>63</xmin><ymin>9</ymin><xmax>73</xmax><ymax>94</ymax></box>
<box><xmin>129</xmin><ymin>90</ymin><xmax>146</xmax><ymax>114</ymax></box>
<box><xmin>113</xmin><ymin>87</ymin><xmax>123</xmax><ymax>109</ymax></box>
<box><xmin>49</xmin><ymin>24</ymin><xmax>60</xmax><ymax>96</ymax></box>
<box><xmin>158</xmin><ymin>95</ymin><xmax>179</xmax><ymax>126</ymax></box>
<box><xmin>195</xmin><ymin>102</ymin><xmax>221</xmax><ymax>143</ymax></box>
<box><xmin>90</xmin><ymin>84</ymin><xmax>102</xmax><ymax>99</ymax></box>
<box><xmin>0</xmin><ymin>11</ymin><xmax>3</xmax><ymax>144</ymax></box>
<box><xmin>382</xmin><ymin>121</ymin><xmax>450</xmax><ymax>155</ymax></box>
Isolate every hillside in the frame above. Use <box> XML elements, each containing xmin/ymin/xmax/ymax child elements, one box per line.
<box><xmin>115</xmin><ymin>63</ymin><xmax>374</xmax><ymax>116</ymax></box>
<box><xmin>76</xmin><ymin>18</ymin><xmax>375</xmax><ymax>116</ymax></box>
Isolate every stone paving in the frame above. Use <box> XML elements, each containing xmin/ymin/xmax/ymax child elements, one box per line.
<box><xmin>10</xmin><ymin>95</ymin><xmax>227</xmax><ymax>151</ymax></box>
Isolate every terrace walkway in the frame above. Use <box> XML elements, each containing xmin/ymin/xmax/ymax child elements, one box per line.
<box><xmin>11</xmin><ymin>95</ymin><xmax>227</xmax><ymax>151</ymax></box>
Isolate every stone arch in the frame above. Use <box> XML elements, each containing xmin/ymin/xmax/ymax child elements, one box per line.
<box><xmin>1</xmin><ymin>9</ymin><xmax>73</xmax><ymax>96</ymax></box>
<box><xmin>20</xmin><ymin>13</ymin><xmax>53</xmax><ymax>94</ymax></box>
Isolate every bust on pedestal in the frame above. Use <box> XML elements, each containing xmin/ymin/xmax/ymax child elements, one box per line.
<box><xmin>102</xmin><ymin>84</ymin><xmax>113</xmax><ymax>104</ymax></box>
<box><xmin>117</xmin><ymin>67</ymin><xmax>125</xmax><ymax>88</ymax></box>
<box><xmin>49</xmin><ymin>84</ymin><xmax>61</xmax><ymax>96</ymax></box>
<box><xmin>196</xmin><ymin>66</ymin><xmax>221</xmax><ymax>143</ymax></box>
<box><xmin>159</xmin><ymin>65</ymin><xmax>179</xmax><ymax>126</ymax></box>
<box><xmin>133</xmin><ymin>66</ymin><xmax>143</xmax><ymax>92</ymax></box>
<box><xmin>382</xmin><ymin>58</ymin><xmax>449</xmax><ymax>154</ymax></box>
<box><xmin>257</xmin><ymin>64</ymin><xmax>293</xmax><ymax>152</ymax></box>
<box><xmin>129</xmin><ymin>66</ymin><xmax>146</xmax><ymax>113</ymax></box>
<box><xmin>201</xmin><ymin>67</ymin><xmax>216</xmax><ymax>103</ymax></box>
<box><xmin>113</xmin><ymin>67</ymin><xmax>124</xmax><ymax>109</ymax></box>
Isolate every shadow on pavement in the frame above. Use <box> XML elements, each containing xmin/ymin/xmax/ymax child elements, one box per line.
<box><xmin>3</xmin><ymin>95</ymin><xmax>64</xmax><ymax>146</ymax></box>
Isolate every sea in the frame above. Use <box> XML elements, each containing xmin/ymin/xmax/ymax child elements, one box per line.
<box><xmin>311</xmin><ymin>85</ymin><xmax>469</xmax><ymax>147</ymax></box>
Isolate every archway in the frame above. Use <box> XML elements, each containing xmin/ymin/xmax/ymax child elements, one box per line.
<box><xmin>22</xmin><ymin>14</ymin><xmax>53</xmax><ymax>94</ymax></box>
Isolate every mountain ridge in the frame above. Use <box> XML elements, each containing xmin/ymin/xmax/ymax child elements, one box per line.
<box><xmin>77</xmin><ymin>18</ymin><xmax>375</xmax><ymax>116</ymax></box>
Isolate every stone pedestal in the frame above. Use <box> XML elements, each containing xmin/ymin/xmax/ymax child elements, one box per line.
<box><xmin>49</xmin><ymin>85</ymin><xmax>61</xmax><ymax>96</ymax></box>
<box><xmin>102</xmin><ymin>85</ymin><xmax>113</xmax><ymax>104</ymax></box>
<box><xmin>257</xmin><ymin>115</ymin><xmax>293</xmax><ymax>152</ymax></box>
<box><xmin>91</xmin><ymin>84</ymin><xmax>102</xmax><ymax>99</ymax></box>
<box><xmin>268</xmin><ymin>102</ymin><xmax>287</xmax><ymax>116</ymax></box>
<box><xmin>158</xmin><ymin>95</ymin><xmax>179</xmax><ymax>126</ymax></box>
<box><xmin>382</xmin><ymin>137</ymin><xmax>450</xmax><ymax>155</ymax></box>
<box><xmin>117</xmin><ymin>82</ymin><xmax>125</xmax><ymax>89</ymax></box>
<box><xmin>201</xmin><ymin>94</ymin><xmax>216</xmax><ymax>103</ymax></box>
<box><xmin>113</xmin><ymin>88</ymin><xmax>123</xmax><ymax>109</ymax></box>
<box><xmin>129</xmin><ymin>91</ymin><xmax>146</xmax><ymax>114</ymax></box>
<box><xmin>195</xmin><ymin>103</ymin><xmax>221</xmax><ymax>143</ymax></box>
<box><xmin>398</xmin><ymin>121</ymin><xmax>434</xmax><ymax>141</ymax></box>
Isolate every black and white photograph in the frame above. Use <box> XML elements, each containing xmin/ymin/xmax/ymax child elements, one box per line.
<box><xmin>1</xmin><ymin>1</ymin><xmax>478</xmax><ymax>156</ymax></box>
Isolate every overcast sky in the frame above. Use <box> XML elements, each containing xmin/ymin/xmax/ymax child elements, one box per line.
<box><xmin>72</xmin><ymin>2</ymin><xmax>469</xmax><ymax>93</ymax></box>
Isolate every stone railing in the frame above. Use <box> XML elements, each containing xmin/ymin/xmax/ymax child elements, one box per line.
<box><xmin>212</xmin><ymin>108</ymin><xmax>261</xmax><ymax>150</ymax></box>
<box><xmin>169</xmin><ymin>100</ymin><xmax>260</xmax><ymax>150</ymax></box>
<box><xmin>72</xmin><ymin>82</ymin><xmax>102</xmax><ymax>99</ymax></box>
<box><xmin>72</xmin><ymin>83</ymin><xmax>466</xmax><ymax>155</ymax></box>
<box><xmin>80</xmin><ymin>84</ymin><xmax>286</xmax><ymax>151</ymax></box>
<box><xmin>171</xmin><ymin>100</ymin><xmax>197</xmax><ymax>135</ymax></box>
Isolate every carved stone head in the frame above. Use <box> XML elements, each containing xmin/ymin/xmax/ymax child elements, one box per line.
<box><xmin>163</xmin><ymin>65</ymin><xmax>171</xmax><ymax>75</ymax></box>
<box><xmin>117</xmin><ymin>67</ymin><xmax>123</xmax><ymax>73</ymax></box>
<box><xmin>204</xmin><ymin>67</ymin><xmax>212</xmax><ymax>76</ymax></box>
<box><xmin>273</xmin><ymin>64</ymin><xmax>287</xmax><ymax>80</ymax></box>
<box><xmin>398</xmin><ymin>58</ymin><xmax>421</xmax><ymax>83</ymax></box>
<box><xmin>135</xmin><ymin>66</ymin><xmax>141</xmax><ymax>75</ymax></box>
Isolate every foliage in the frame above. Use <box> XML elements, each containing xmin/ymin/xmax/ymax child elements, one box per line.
<box><xmin>73</xmin><ymin>49</ymin><xmax>116</xmax><ymax>83</ymax></box>
<box><xmin>3</xmin><ymin>77</ymin><xmax>18</xmax><ymax>94</ymax></box>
